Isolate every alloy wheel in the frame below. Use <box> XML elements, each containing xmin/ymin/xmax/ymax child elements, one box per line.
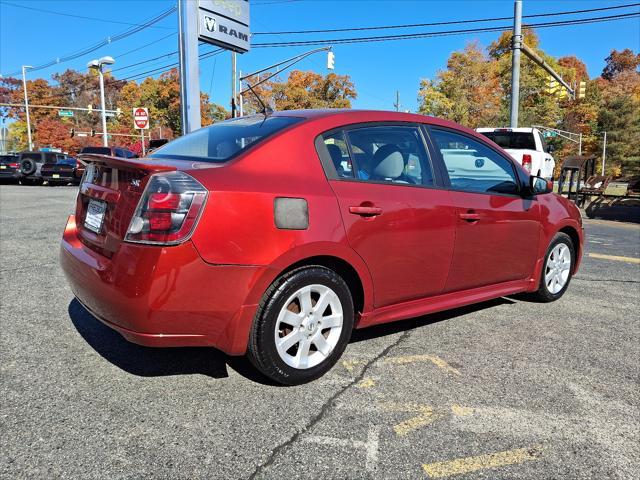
<box><xmin>274</xmin><ymin>284</ymin><xmax>343</xmax><ymax>369</ymax></box>
<box><xmin>545</xmin><ymin>243</ymin><xmax>572</xmax><ymax>294</ymax></box>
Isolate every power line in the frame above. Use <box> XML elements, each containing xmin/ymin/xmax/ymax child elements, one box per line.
<box><xmin>0</xmin><ymin>1</ymin><xmax>175</xmax><ymax>29</ymax></box>
<box><xmin>253</xmin><ymin>2</ymin><xmax>640</xmax><ymax>35</ymax></box>
<box><xmin>252</xmin><ymin>12</ymin><xmax>640</xmax><ymax>47</ymax></box>
<box><xmin>0</xmin><ymin>6</ymin><xmax>176</xmax><ymax>77</ymax></box>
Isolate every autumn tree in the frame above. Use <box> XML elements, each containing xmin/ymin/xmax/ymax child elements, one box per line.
<box><xmin>243</xmin><ymin>70</ymin><xmax>357</xmax><ymax>114</ymax></box>
<box><xmin>601</xmin><ymin>48</ymin><xmax>640</xmax><ymax>80</ymax></box>
<box><xmin>418</xmin><ymin>42</ymin><xmax>501</xmax><ymax>127</ymax></box>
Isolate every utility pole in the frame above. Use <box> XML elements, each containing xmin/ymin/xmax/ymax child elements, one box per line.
<box><xmin>394</xmin><ymin>91</ymin><xmax>400</xmax><ymax>112</ymax></box>
<box><xmin>238</xmin><ymin>70</ymin><xmax>244</xmax><ymax>117</ymax></box>
<box><xmin>177</xmin><ymin>0</ymin><xmax>201</xmax><ymax>135</ymax></box>
<box><xmin>21</xmin><ymin>65</ymin><xmax>33</xmax><ymax>150</ymax></box>
<box><xmin>602</xmin><ymin>131</ymin><xmax>607</xmax><ymax>174</ymax></box>
<box><xmin>578</xmin><ymin>133</ymin><xmax>582</xmax><ymax>156</ymax></box>
<box><xmin>231</xmin><ymin>52</ymin><xmax>237</xmax><ymax>118</ymax></box>
<box><xmin>509</xmin><ymin>0</ymin><xmax>522</xmax><ymax>128</ymax></box>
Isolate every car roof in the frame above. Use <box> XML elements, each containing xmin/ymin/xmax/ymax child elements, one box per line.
<box><xmin>265</xmin><ymin>109</ymin><xmax>481</xmax><ymax>138</ymax></box>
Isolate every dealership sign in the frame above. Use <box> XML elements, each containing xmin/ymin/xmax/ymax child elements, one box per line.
<box><xmin>198</xmin><ymin>0</ymin><xmax>250</xmax><ymax>53</ymax></box>
<box><xmin>133</xmin><ymin>108</ymin><xmax>149</xmax><ymax>129</ymax></box>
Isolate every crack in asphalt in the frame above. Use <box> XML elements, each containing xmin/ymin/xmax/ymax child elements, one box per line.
<box><xmin>247</xmin><ymin>330</ymin><xmax>411</xmax><ymax>480</ymax></box>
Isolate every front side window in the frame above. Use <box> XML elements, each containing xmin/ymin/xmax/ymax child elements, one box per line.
<box><xmin>150</xmin><ymin>115</ymin><xmax>302</xmax><ymax>163</ymax></box>
<box><xmin>344</xmin><ymin>125</ymin><xmax>433</xmax><ymax>186</ymax></box>
<box><xmin>431</xmin><ymin>129</ymin><xmax>519</xmax><ymax>195</ymax></box>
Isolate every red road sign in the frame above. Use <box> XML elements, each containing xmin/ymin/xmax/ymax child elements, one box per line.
<box><xmin>133</xmin><ymin>107</ymin><xmax>149</xmax><ymax>129</ymax></box>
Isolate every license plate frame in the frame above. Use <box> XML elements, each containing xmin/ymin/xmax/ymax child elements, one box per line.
<box><xmin>84</xmin><ymin>199</ymin><xmax>107</xmax><ymax>234</ymax></box>
<box><xmin>52</xmin><ymin>173</ymin><xmax>60</xmax><ymax>178</ymax></box>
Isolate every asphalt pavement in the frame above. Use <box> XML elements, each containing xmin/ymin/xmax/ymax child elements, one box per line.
<box><xmin>1</xmin><ymin>184</ymin><xmax>638</xmax><ymax>479</ymax></box>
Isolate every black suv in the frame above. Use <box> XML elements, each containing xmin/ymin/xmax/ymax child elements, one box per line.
<box><xmin>18</xmin><ymin>151</ymin><xmax>68</xmax><ymax>185</ymax></box>
<box><xmin>79</xmin><ymin>146</ymin><xmax>138</xmax><ymax>158</ymax></box>
<box><xmin>0</xmin><ymin>153</ymin><xmax>21</xmax><ymax>183</ymax></box>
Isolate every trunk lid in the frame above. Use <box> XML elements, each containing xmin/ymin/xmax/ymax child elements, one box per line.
<box><xmin>76</xmin><ymin>154</ymin><xmax>177</xmax><ymax>256</ymax></box>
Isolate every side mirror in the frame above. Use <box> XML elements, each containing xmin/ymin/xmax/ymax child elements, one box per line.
<box><xmin>546</xmin><ymin>144</ymin><xmax>555</xmax><ymax>153</ymax></box>
<box><xmin>529</xmin><ymin>175</ymin><xmax>553</xmax><ymax>195</ymax></box>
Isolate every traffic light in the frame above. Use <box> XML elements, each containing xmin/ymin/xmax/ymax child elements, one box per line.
<box><xmin>578</xmin><ymin>81</ymin><xmax>587</xmax><ymax>99</ymax></box>
<box><xmin>545</xmin><ymin>79</ymin><xmax>559</xmax><ymax>94</ymax></box>
<box><xmin>91</xmin><ymin>129</ymin><xmax>96</xmax><ymax>137</ymax></box>
<box><xmin>327</xmin><ymin>51</ymin><xmax>335</xmax><ymax>70</ymax></box>
<box><xmin>69</xmin><ymin>128</ymin><xmax>75</xmax><ymax>138</ymax></box>
<box><xmin>87</xmin><ymin>104</ymin><xmax>93</xmax><ymax>113</ymax></box>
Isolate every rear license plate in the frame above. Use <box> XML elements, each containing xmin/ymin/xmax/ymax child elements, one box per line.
<box><xmin>52</xmin><ymin>174</ymin><xmax>60</xmax><ymax>178</ymax></box>
<box><xmin>84</xmin><ymin>199</ymin><xmax>107</xmax><ymax>234</ymax></box>
<box><xmin>0</xmin><ymin>165</ymin><xmax>6</xmax><ymax>169</ymax></box>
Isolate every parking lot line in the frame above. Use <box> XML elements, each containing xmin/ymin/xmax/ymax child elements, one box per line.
<box><xmin>384</xmin><ymin>354</ymin><xmax>461</xmax><ymax>376</ymax></box>
<box><xmin>422</xmin><ymin>446</ymin><xmax>542</xmax><ymax>478</ymax></box>
<box><xmin>302</xmin><ymin>426</ymin><xmax>380</xmax><ymax>472</ymax></box>
<box><xmin>356</xmin><ymin>377</ymin><xmax>376</xmax><ymax>389</ymax></box>
<box><xmin>588</xmin><ymin>253</ymin><xmax>640</xmax><ymax>264</ymax></box>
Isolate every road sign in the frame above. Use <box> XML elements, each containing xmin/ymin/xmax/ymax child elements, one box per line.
<box><xmin>198</xmin><ymin>0</ymin><xmax>250</xmax><ymax>53</ymax></box>
<box><xmin>133</xmin><ymin>107</ymin><xmax>149</xmax><ymax>129</ymax></box>
<box><xmin>58</xmin><ymin>110</ymin><xmax>74</xmax><ymax>117</ymax></box>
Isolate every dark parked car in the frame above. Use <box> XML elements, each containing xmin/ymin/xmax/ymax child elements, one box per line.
<box><xmin>41</xmin><ymin>157</ymin><xmax>84</xmax><ymax>186</ymax></box>
<box><xmin>61</xmin><ymin>110</ymin><xmax>584</xmax><ymax>385</ymax></box>
<box><xmin>18</xmin><ymin>151</ymin><xmax>68</xmax><ymax>185</ymax></box>
<box><xmin>79</xmin><ymin>146</ymin><xmax>138</xmax><ymax>158</ymax></box>
<box><xmin>0</xmin><ymin>154</ymin><xmax>21</xmax><ymax>182</ymax></box>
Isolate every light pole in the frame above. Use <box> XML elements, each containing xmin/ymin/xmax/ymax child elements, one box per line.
<box><xmin>88</xmin><ymin>56</ymin><xmax>115</xmax><ymax>147</ymax></box>
<box><xmin>21</xmin><ymin>65</ymin><xmax>33</xmax><ymax>150</ymax></box>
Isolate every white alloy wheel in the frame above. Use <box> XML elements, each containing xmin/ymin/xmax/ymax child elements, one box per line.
<box><xmin>274</xmin><ymin>284</ymin><xmax>344</xmax><ymax>369</ymax></box>
<box><xmin>545</xmin><ymin>242</ymin><xmax>572</xmax><ymax>294</ymax></box>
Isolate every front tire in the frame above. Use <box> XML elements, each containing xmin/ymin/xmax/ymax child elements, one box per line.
<box><xmin>248</xmin><ymin>266</ymin><xmax>354</xmax><ymax>385</ymax></box>
<box><xmin>529</xmin><ymin>232</ymin><xmax>575</xmax><ymax>302</ymax></box>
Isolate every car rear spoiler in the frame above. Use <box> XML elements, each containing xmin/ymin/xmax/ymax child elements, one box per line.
<box><xmin>77</xmin><ymin>154</ymin><xmax>176</xmax><ymax>174</ymax></box>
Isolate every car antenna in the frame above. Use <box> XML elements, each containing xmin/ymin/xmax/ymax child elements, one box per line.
<box><xmin>243</xmin><ymin>80</ymin><xmax>272</xmax><ymax>117</ymax></box>
<box><xmin>238</xmin><ymin>46</ymin><xmax>333</xmax><ymax>117</ymax></box>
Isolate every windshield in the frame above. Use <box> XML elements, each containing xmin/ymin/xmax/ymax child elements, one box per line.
<box><xmin>480</xmin><ymin>131</ymin><xmax>536</xmax><ymax>150</ymax></box>
<box><xmin>150</xmin><ymin>116</ymin><xmax>303</xmax><ymax>163</ymax></box>
<box><xmin>81</xmin><ymin>147</ymin><xmax>111</xmax><ymax>155</ymax></box>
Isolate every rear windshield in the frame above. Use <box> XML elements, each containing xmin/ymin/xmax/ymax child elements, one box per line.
<box><xmin>58</xmin><ymin>158</ymin><xmax>76</xmax><ymax>165</ymax></box>
<box><xmin>150</xmin><ymin>116</ymin><xmax>303</xmax><ymax>163</ymax></box>
<box><xmin>480</xmin><ymin>131</ymin><xmax>536</xmax><ymax>150</ymax></box>
<box><xmin>80</xmin><ymin>147</ymin><xmax>111</xmax><ymax>155</ymax></box>
<box><xmin>20</xmin><ymin>153</ymin><xmax>42</xmax><ymax>160</ymax></box>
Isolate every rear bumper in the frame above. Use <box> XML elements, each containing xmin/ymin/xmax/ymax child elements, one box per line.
<box><xmin>60</xmin><ymin>215</ymin><xmax>263</xmax><ymax>354</ymax></box>
<box><xmin>0</xmin><ymin>170</ymin><xmax>21</xmax><ymax>180</ymax></box>
<box><xmin>42</xmin><ymin>173</ymin><xmax>78</xmax><ymax>183</ymax></box>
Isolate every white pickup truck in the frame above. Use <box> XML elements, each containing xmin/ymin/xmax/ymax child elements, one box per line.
<box><xmin>476</xmin><ymin>127</ymin><xmax>556</xmax><ymax>179</ymax></box>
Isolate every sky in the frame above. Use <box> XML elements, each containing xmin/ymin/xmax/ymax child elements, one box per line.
<box><xmin>1</xmin><ymin>0</ymin><xmax>639</xmax><ymax>113</ymax></box>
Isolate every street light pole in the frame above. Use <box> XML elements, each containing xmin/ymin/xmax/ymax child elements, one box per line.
<box><xmin>88</xmin><ymin>56</ymin><xmax>115</xmax><ymax>147</ymax></box>
<box><xmin>509</xmin><ymin>0</ymin><xmax>522</xmax><ymax>128</ymax></box>
<box><xmin>97</xmin><ymin>68</ymin><xmax>108</xmax><ymax>147</ymax></box>
<box><xmin>21</xmin><ymin>65</ymin><xmax>33</xmax><ymax>150</ymax></box>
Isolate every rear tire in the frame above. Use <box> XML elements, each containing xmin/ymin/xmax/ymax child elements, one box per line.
<box><xmin>528</xmin><ymin>232</ymin><xmax>575</xmax><ymax>303</ymax></box>
<box><xmin>248</xmin><ymin>266</ymin><xmax>354</xmax><ymax>385</ymax></box>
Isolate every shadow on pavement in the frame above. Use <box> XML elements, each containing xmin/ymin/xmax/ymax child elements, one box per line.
<box><xmin>69</xmin><ymin>296</ymin><xmax>517</xmax><ymax>383</ymax></box>
<box><xmin>68</xmin><ymin>299</ymin><xmax>272</xmax><ymax>384</ymax></box>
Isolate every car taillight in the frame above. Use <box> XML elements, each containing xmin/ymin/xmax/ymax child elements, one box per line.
<box><xmin>522</xmin><ymin>154</ymin><xmax>532</xmax><ymax>172</ymax></box>
<box><xmin>9</xmin><ymin>163</ymin><xmax>19</xmax><ymax>168</ymax></box>
<box><xmin>125</xmin><ymin>171</ymin><xmax>208</xmax><ymax>245</ymax></box>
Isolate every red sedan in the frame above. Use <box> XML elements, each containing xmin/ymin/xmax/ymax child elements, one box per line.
<box><xmin>60</xmin><ymin>110</ymin><xmax>583</xmax><ymax>385</ymax></box>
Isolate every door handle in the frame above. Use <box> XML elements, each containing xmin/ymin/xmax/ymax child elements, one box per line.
<box><xmin>349</xmin><ymin>205</ymin><xmax>383</xmax><ymax>217</ymax></box>
<box><xmin>459</xmin><ymin>210</ymin><xmax>480</xmax><ymax>222</ymax></box>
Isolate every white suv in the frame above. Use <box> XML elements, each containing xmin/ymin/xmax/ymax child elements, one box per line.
<box><xmin>476</xmin><ymin>127</ymin><xmax>556</xmax><ymax>180</ymax></box>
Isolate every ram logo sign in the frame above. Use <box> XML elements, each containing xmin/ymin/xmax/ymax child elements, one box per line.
<box><xmin>198</xmin><ymin>0</ymin><xmax>250</xmax><ymax>53</ymax></box>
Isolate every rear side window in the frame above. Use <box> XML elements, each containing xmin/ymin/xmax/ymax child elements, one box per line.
<box><xmin>430</xmin><ymin>129</ymin><xmax>519</xmax><ymax>195</ymax></box>
<box><xmin>345</xmin><ymin>125</ymin><xmax>433</xmax><ymax>186</ymax></box>
<box><xmin>322</xmin><ymin>131</ymin><xmax>354</xmax><ymax>178</ymax></box>
<box><xmin>150</xmin><ymin>116</ymin><xmax>302</xmax><ymax>163</ymax></box>
<box><xmin>480</xmin><ymin>131</ymin><xmax>536</xmax><ymax>150</ymax></box>
<box><xmin>21</xmin><ymin>153</ymin><xmax>41</xmax><ymax>161</ymax></box>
